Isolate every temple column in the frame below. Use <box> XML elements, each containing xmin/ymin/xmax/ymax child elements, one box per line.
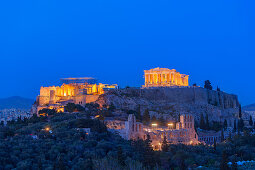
<box><xmin>151</xmin><ymin>74</ymin><xmax>154</xmax><ymax>84</ymax></box>
<box><xmin>146</xmin><ymin>74</ymin><xmax>149</xmax><ymax>84</ymax></box>
<box><xmin>153</xmin><ymin>74</ymin><xmax>156</xmax><ymax>84</ymax></box>
<box><xmin>167</xmin><ymin>73</ymin><xmax>170</xmax><ymax>83</ymax></box>
<box><xmin>145</xmin><ymin>74</ymin><xmax>147</xmax><ymax>85</ymax></box>
<box><xmin>185</xmin><ymin>76</ymin><xmax>189</xmax><ymax>86</ymax></box>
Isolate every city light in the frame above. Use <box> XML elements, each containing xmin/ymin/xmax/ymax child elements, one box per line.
<box><xmin>168</xmin><ymin>123</ymin><xmax>173</xmax><ymax>126</ymax></box>
<box><xmin>45</xmin><ymin>127</ymin><xmax>50</xmax><ymax>131</ymax></box>
<box><xmin>152</xmin><ymin>123</ymin><xmax>158</xmax><ymax>126</ymax></box>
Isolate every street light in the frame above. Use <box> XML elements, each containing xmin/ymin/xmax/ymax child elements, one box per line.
<box><xmin>152</xmin><ymin>123</ymin><xmax>158</xmax><ymax>128</ymax></box>
<box><xmin>168</xmin><ymin>123</ymin><xmax>173</xmax><ymax>129</ymax></box>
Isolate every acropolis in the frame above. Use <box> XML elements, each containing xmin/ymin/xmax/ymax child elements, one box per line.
<box><xmin>33</xmin><ymin>77</ymin><xmax>117</xmax><ymax>114</ymax></box>
<box><xmin>143</xmin><ymin>67</ymin><xmax>189</xmax><ymax>88</ymax></box>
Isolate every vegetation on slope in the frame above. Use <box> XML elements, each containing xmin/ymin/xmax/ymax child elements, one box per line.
<box><xmin>1</xmin><ymin>107</ymin><xmax>255</xmax><ymax>169</ymax></box>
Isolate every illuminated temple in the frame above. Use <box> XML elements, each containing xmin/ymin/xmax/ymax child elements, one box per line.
<box><xmin>143</xmin><ymin>67</ymin><xmax>189</xmax><ymax>88</ymax></box>
<box><xmin>33</xmin><ymin>77</ymin><xmax>117</xmax><ymax>114</ymax></box>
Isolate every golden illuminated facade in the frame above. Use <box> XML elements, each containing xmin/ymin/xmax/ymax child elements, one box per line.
<box><xmin>121</xmin><ymin>114</ymin><xmax>199</xmax><ymax>150</ymax></box>
<box><xmin>34</xmin><ymin>77</ymin><xmax>117</xmax><ymax>114</ymax></box>
<box><xmin>143</xmin><ymin>67</ymin><xmax>189</xmax><ymax>88</ymax></box>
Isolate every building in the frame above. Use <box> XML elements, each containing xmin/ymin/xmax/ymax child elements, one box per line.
<box><xmin>125</xmin><ymin>114</ymin><xmax>144</xmax><ymax>140</ymax></box>
<box><xmin>143</xmin><ymin>67</ymin><xmax>189</xmax><ymax>88</ymax></box>
<box><xmin>197</xmin><ymin>129</ymin><xmax>221</xmax><ymax>145</ymax></box>
<box><xmin>144</xmin><ymin>114</ymin><xmax>199</xmax><ymax>150</ymax></box>
<box><xmin>106</xmin><ymin>114</ymin><xmax>199</xmax><ymax>150</ymax></box>
<box><xmin>33</xmin><ymin>77</ymin><xmax>117</xmax><ymax>115</ymax></box>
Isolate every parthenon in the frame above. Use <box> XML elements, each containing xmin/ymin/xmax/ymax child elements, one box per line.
<box><xmin>143</xmin><ymin>67</ymin><xmax>189</xmax><ymax>87</ymax></box>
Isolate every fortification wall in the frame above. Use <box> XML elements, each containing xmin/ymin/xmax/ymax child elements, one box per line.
<box><xmin>109</xmin><ymin>87</ymin><xmax>239</xmax><ymax>109</ymax></box>
<box><xmin>86</xmin><ymin>95</ymin><xmax>100</xmax><ymax>104</ymax></box>
<box><xmin>96</xmin><ymin>87</ymin><xmax>240</xmax><ymax>125</ymax></box>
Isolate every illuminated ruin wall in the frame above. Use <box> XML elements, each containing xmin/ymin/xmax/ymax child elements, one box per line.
<box><xmin>143</xmin><ymin>67</ymin><xmax>189</xmax><ymax>88</ymax></box>
<box><xmin>38</xmin><ymin>83</ymin><xmax>117</xmax><ymax>106</ymax></box>
<box><xmin>123</xmin><ymin>114</ymin><xmax>199</xmax><ymax>150</ymax></box>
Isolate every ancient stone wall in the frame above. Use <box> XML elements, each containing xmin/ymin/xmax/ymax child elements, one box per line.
<box><xmin>96</xmin><ymin>87</ymin><xmax>240</xmax><ymax>125</ymax></box>
<box><xmin>85</xmin><ymin>95</ymin><xmax>100</xmax><ymax>104</ymax></box>
<box><xmin>110</xmin><ymin>87</ymin><xmax>239</xmax><ymax>109</ymax></box>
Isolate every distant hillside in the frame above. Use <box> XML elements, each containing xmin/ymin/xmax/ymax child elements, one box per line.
<box><xmin>243</xmin><ymin>103</ymin><xmax>255</xmax><ymax>111</ymax></box>
<box><xmin>0</xmin><ymin>96</ymin><xmax>34</xmax><ymax>110</ymax></box>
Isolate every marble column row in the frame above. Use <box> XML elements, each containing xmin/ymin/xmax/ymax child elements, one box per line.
<box><xmin>145</xmin><ymin>73</ymin><xmax>188</xmax><ymax>86</ymax></box>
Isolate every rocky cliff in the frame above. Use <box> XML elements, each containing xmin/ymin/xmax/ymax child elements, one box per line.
<box><xmin>96</xmin><ymin>87</ymin><xmax>240</xmax><ymax>126</ymax></box>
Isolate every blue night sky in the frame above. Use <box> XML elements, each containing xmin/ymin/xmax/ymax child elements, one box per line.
<box><xmin>0</xmin><ymin>0</ymin><xmax>254</xmax><ymax>105</ymax></box>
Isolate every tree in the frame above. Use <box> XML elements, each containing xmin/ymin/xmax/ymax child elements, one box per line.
<box><xmin>214</xmin><ymin>138</ymin><xmax>217</xmax><ymax>151</ymax></box>
<box><xmin>143</xmin><ymin>134</ymin><xmax>156</xmax><ymax>167</ymax></box>
<box><xmin>249</xmin><ymin>116</ymin><xmax>253</xmax><ymax>126</ymax></box>
<box><xmin>64</xmin><ymin>103</ymin><xmax>85</xmax><ymax>112</ymax></box>
<box><xmin>142</xmin><ymin>109</ymin><xmax>150</xmax><ymax>125</ymax></box>
<box><xmin>38</xmin><ymin>108</ymin><xmax>56</xmax><ymax>116</ymax></box>
<box><xmin>84</xmin><ymin>157</ymin><xmax>94</xmax><ymax>170</ymax></box>
<box><xmin>38</xmin><ymin>159</ymin><xmax>42</xmax><ymax>170</ymax></box>
<box><xmin>205</xmin><ymin>114</ymin><xmax>210</xmax><ymax>130</ymax></box>
<box><xmin>200</xmin><ymin>114</ymin><xmax>206</xmax><ymax>129</ymax></box>
<box><xmin>224</xmin><ymin>119</ymin><xmax>228</xmax><ymax>130</ymax></box>
<box><xmin>233</xmin><ymin>120</ymin><xmax>237</xmax><ymax>132</ymax></box>
<box><xmin>204</xmin><ymin>80</ymin><xmax>213</xmax><ymax>90</ymax></box>
<box><xmin>64</xmin><ymin>103</ymin><xmax>76</xmax><ymax>113</ymax></box>
<box><xmin>135</xmin><ymin>104</ymin><xmax>142</xmax><ymax>121</ymax></box>
<box><xmin>159</xmin><ymin>116</ymin><xmax>166</xmax><ymax>127</ymax></box>
<box><xmin>173</xmin><ymin>151</ymin><xmax>187</xmax><ymax>170</ymax></box>
<box><xmin>117</xmin><ymin>146</ymin><xmax>126</xmax><ymax>167</ymax></box>
<box><xmin>161</xmin><ymin>135</ymin><xmax>168</xmax><ymax>152</ymax></box>
<box><xmin>56</xmin><ymin>154</ymin><xmax>67</xmax><ymax>170</ymax></box>
<box><xmin>221</xmin><ymin>129</ymin><xmax>225</xmax><ymax>142</ymax></box>
<box><xmin>231</xmin><ymin>155</ymin><xmax>238</xmax><ymax>170</ymax></box>
<box><xmin>220</xmin><ymin>150</ymin><xmax>229</xmax><ymax>170</ymax></box>
<box><xmin>238</xmin><ymin>118</ymin><xmax>244</xmax><ymax>131</ymax></box>
<box><xmin>151</xmin><ymin>115</ymin><xmax>157</xmax><ymax>123</ymax></box>
<box><xmin>231</xmin><ymin>160</ymin><xmax>237</xmax><ymax>170</ymax></box>
<box><xmin>108</xmin><ymin>103</ymin><xmax>116</xmax><ymax>111</ymax></box>
<box><xmin>239</xmin><ymin>104</ymin><xmax>242</xmax><ymax>118</ymax></box>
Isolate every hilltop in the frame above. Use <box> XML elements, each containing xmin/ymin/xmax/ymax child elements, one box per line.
<box><xmin>243</xmin><ymin>103</ymin><xmax>255</xmax><ymax>111</ymax></box>
<box><xmin>96</xmin><ymin>87</ymin><xmax>240</xmax><ymax>126</ymax></box>
<box><xmin>0</xmin><ymin>96</ymin><xmax>34</xmax><ymax>110</ymax></box>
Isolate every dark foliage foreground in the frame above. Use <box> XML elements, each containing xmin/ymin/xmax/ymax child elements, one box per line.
<box><xmin>0</xmin><ymin>113</ymin><xmax>255</xmax><ymax>170</ymax></box>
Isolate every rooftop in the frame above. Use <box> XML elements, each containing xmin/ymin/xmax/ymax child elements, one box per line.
<box><xmin>60</xmin><ymin>77</ymin><xmax>96</xmax><ymax>80</ymax></box>
<box><xmin>60</xmin><ymin>77</ymin><xmax>97</xmax><ymax>84</ymax></box>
